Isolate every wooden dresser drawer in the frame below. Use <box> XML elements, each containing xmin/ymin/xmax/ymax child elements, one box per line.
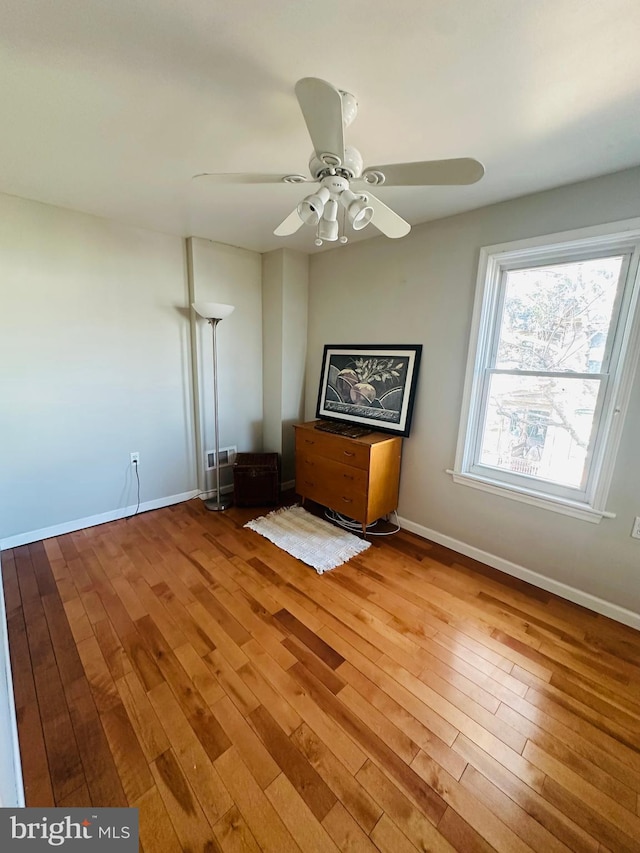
<box><xmin>296</xmin><ymin>455</ymin><xmax>367</xmax><ymax>518</ymax></box>
<box><xmin>295</xmin><ymin>429</ymin><xmax>370</xmax><ymax>469</ymax></box>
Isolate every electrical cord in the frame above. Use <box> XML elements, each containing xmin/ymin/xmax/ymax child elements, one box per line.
<box><xmin>129</xmin><ymin>459</ymin><xmax>140</xmax><ymax>518</ymax></box>
<box><xmin>324</xmin><ymin>508</ymin><xmax>400</xmax><ymax>536</ymax></box>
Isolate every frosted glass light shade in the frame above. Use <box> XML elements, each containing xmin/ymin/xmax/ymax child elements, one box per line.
<box><xmin>192</xmin><ymin>301</ymin><xmax>235</xmax><ymax>320</ymax></box>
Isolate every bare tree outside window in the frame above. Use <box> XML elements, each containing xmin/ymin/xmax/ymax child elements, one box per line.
<box><xmin>480</xmin><ymin>257</ymin><xmax>622</xmax><ymax>488</ymax></box>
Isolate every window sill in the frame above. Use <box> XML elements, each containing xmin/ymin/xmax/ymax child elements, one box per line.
<box><xmin>446</xmin><ymin>470</ymin><xmax>616</xmax><ymax>523</ymax></box>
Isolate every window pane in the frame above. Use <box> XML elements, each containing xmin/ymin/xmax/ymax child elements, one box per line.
<box><xmin>479</xmin><ymin>373</ymin><xmax>600</xmax><ymax>488</ymax></box>
<box><xmin>495</xmin><ymin>257</ymin><xmax>623</xmax><ymax>372</ymax></box>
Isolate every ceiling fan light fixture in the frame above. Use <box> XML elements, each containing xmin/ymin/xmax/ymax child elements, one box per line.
<box><xmin>297</xmin><ymin>186</ymin><xmax>331</xmax><ymax>225</ymax></box>
<box><xmin>340</xmin><ymin>188</ymin><xmax>373</xmax><ymax>231</ymax></box>
<box><xmin>318</xmin><ymin>198</ymin><xmax>339</xmax><ymax>241</ymax></box>
<box><xmin>318</xmin><ymin>218</ymin><xmax>339</xmax><ymax>241</ymax></box>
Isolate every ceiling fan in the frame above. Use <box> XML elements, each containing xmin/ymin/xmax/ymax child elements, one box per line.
<box><xmin>194</xmin><ymin>77</ymin><xmax>485</xmax><ymax>246</ymax></box>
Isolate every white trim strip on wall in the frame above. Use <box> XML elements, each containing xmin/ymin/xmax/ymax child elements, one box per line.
<box><xmin>0</xmin><ymin>491</ymin><xmax>200</xmax><ymax>551</ymax></box>
<box><xmin>397</xmin><ymin>514</ymin><xmax>640</xmax><ymax>631</ymax></box>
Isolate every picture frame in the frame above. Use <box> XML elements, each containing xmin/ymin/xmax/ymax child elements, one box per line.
<box><xmin>316</xmin><ymin>344</ymin><xmax>422</xmax><ymax>437</ymax></box>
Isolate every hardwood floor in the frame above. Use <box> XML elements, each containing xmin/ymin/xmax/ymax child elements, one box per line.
<box><xmin>3</xmin><ymin>498</ymin><xmax>640</xmax><ymax>852</ymax></box>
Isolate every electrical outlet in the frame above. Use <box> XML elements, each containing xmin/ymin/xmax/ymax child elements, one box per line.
<box><xmin>130</xmin><ymin>452</ymin><xmax>140</xmax><ymax>465</ymax></box>
<box><xmin>632</xmin><ymin>517</ymin><xmax>640</xmax><ymax>539</ymax></box>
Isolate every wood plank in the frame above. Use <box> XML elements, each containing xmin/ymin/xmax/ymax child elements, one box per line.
<box><xmin>212</xmin><ymin>695</ymin><xmax>280</xmax><ymax>790</ymax></box>
<box><xmin>337</xmin><ymin>661</ymin><xmax>467</xmax><ymax>780</ymax></box>
<box><xmin>321</xmin><ymin>802</ymin><xmax>379</xmax><ymax>853</ymax></box>
<box><xmin>283</xmin><ymin>635</ymin><xmax>346</xmax><ymax>693</ymax></box>
<box><xmin>32</xmin><ymin>661</ymin><xmax>86</xmax><ymax>803</ymax></box>
<box><xmin>173</xmin><ymin>642</ymin><xmax>226</xmax><ymax>707</ymax></box>
<box><xmin>338</xmin><ymin>683</ymin><xmax>420</xmax><ymax>765</ymax></box>
<box><xmin>205</xmin><ymin>649</ymin><xmax>260</xmax><ymax>716</ymax></box>
<box><xmin>541</xmin><ymin>776</ymin><xmax>640</xmax><ymax>853</ymax></box>
<box><xmin>411</xmin><ymin>751</ymin><xmax>535</xmax><ymax>853</ymax></box>
<box><xmin>460</xmin><ymin>763</ymin><xmax>574</xmax><ymax>853</ymax></box>
<box><xmin>115</xmin><ymin>670</ymin><xmax>170</xmax><ymax>763</ymax></box>
<box><xmin>6</xmin><ymin>608</ymin><xmax>55</xmax><ymax>806</ymax></box>
<box><xmin>100</xmin><ymin>700</ymin><xmax>154</xmax><ymax>802</ymax></box>
<box><xmin>150</xmin><ymin>749</ymin><xmax>222</xmax><ymax>850</ymax></box>
<box><xmin>452</xmin><ymin>734</ymin><xmax>598</xmax><ymax>853</ymax></box>
<box><xmin>238</xmin><ymin>660</ymin><xmax>302</xmax><ymax>736</ymax></box>
<box><xmin>378</xmin><ymin>654</ymin><xmax>527</xmax><ymax>753</ymax></box>
<box><xmin>242</xmin><ymin>637</ymin><xmax>366</xmax><ymax>775</ymax></box>
<box><xmin>320</xmin><ymin>625</ymin><xmax>458</xmax><ymax>748</ymax></box>
<box><xmin>291</xmin><ymin>723</ymin><xmax>382</xmax><ymax>834</ymax></box>
<box><xmin>248</xmin><ymin>705</ymin><xmax>337</xmax><ymax>821</ymax></box>
<box><xmin>135</xmin><ymin>614</ymin><xmax>232</xmax><ymax>763</ymax></box>
<box><xmin>265</xmin><ymin>772</ymin><xmax>340</xmax><ymax>853</ymax></box>
<box><xmin>437</xmin><ymin>807</ymin><xmax>499</xmax><ymax>853</ymax></box>
<box><xmin>214</xmin><ymin>747</ymin><xmax>301</xmax><ymax>853</ymax></box>
<box><xmin>496</xmin><ymin>701</ymin><xmax>639</xmax><ymax>807</ymax></box>
<box><xmin>523</xmin><ymin>741</ymin><xmax>640</xmax><ymax>843</ymax></box>
<box><xmin>2</xmin><ymin>548</ymin><xmax>22</xmax><ymax>614</ymax></box>
<box><xmin>76</xmin><ymin>634</ymin><xmax>121</xmax><ymax>714</ymax></box>
<box><xmin>213</xmin><ymin>806</ymin><xmax>262</xmax><ymax>853</ymax></box>
<box><xmin>63</xmin><ymin>676</ymin><xmax>127</xmax><ymax>807</ymax></box>
<box><xmin>355</xmin><ymin>760</ymin><xmax>457</xmax><ymax>853</ymax></box>
<box><xmin>274</xmin><ymin>609</ymin><xmax>345</xmax><ymax>670</ymax></box>
<box><xmin>370</xmin><ymin>813</ymin><xmax>422</xmax><ymax>853</ymax></box>
<box><xmin>289</xmin><ymin>661</ymin><xmax>447</xmax><ymax>826</ymax></box>
<box><xmin>147</xmin><ymin>682</ymin><xmax>233</xmax><ymax>823</ymax></box>
<box><xmin>134</xmin><ymin>784</ymin><xmax>183</xmax><ymax>853</ymax></box>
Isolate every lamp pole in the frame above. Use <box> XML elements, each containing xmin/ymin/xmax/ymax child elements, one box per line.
<box><xmin>207</xmin><ymin>316</ymin><xmax>230</xmax><ymax>511</ymax></box>
<box><xmin>192</xmin><ymin>301</ymin><xmax>235</xmax><ymax>512</ymax></box>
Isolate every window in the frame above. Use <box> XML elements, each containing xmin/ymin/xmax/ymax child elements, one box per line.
<box><xmin>453</xmin><ymin>220</ymin><xmax>640</xmax><ymax>521</ymax></box>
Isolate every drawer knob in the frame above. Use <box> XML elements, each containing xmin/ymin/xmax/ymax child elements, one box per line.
<box><xmin>341</xmin><ymin>497</ymin><xmax>353</xmax><ymax>503</ymax></box>
<box><xmin>304</xmin><ymin>439</ymin><xmax>315</xmax><ymax>445</ymax></box>
<box><xmin>304</xmin><ymin>480</ymin><xmax>314</xmax><ymax>487</ymax></box>
<box><xmin>343</xmin><ymin>451</ymin><xmax>355</xmax><ymax>457</ymax></box>
<box><xmin>343</xmin><ymin>474</ymin><xmax>354</xmax><ymax>480</ymax></box>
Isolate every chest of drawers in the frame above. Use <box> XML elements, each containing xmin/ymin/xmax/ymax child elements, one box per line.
<box><xmin>294</xmin><ymin>421</ymin><xmax>402</xmax><ymax>536</ymax></box>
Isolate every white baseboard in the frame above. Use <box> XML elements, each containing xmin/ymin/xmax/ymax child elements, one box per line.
<box><xmin>397</xmin><ymin>515</ymin><xmax>640</xmax><ymax>631</ymax></box>
<box><xmin>0</xmin><ymin>554</ymin><xmax>25</xmax><ymax>807</ymax></box>
<box><xmin>0</xmin><ymin>490</ymin><xmax>200</xmax><ymax>551</ymax></box>
<box><xmin>281</xmin><ymin>479</ymin><xmax>296</xmax><ymax>492</ymax></box>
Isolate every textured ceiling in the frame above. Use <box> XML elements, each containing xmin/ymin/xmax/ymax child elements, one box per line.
<box><xmin>1</xmin><ymin>0</ymin><xmax>640</xmax><ymax>254</ymax></box>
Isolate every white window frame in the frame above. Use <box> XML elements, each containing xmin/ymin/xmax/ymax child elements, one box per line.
<box><xmin>452</xmin><ymin>219</ymin><xmax>640</xmax><ymax>522</ymax></box>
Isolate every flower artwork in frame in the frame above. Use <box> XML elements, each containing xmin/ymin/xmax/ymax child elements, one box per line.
<box><xmin>316</xmin><ymin>344</ymin><xmax>422</xmax><ymax>436</ymax></box>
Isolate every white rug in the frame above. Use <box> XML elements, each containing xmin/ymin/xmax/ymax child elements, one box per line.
<box><xmin>244</xmin><ymin>505</ymin><xmax>370</xmax><ymax>573</ymax></box>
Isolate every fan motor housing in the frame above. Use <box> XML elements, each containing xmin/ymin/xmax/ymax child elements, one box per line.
<box><xmin>309</xmin><ymin>146</ymin><xmax>363</xmax><ymax>181</ymax></box>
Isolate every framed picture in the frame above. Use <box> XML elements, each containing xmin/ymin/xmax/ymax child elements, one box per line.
<box><xmin>316</xmin><ymin>344</ymin><xmax>422</xmax><ymax>437</ymax></box>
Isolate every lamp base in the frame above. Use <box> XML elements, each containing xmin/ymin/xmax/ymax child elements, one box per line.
<box><xmin>203</xmin><ymin>497</ymin><xmax>233</xmax><ymax>512</ymax></box>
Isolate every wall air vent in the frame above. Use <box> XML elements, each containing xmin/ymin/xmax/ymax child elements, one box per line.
<box><xmin>205</xmin><ymin>446</ymin><xmax>237</xmax><ymax>470</ymax></box>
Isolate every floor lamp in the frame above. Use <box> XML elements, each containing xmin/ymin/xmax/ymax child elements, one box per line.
<box><xmin>193</xmin><ymin>301</ymin><xmax>235</xmax><ymax>511</ymax></box>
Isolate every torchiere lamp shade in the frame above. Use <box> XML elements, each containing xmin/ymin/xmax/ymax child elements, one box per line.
<box><xmin>192</xmin><ymin>302</ymin><xmax>235</xmax><ymax>320</ymax></box>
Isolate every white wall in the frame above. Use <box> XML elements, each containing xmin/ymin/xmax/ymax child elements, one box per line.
<box><xmin>262</xmin><ymin>250</ymin><xmax>284</xmax><ymax>457</ymax></box>
<box><xmin>262</xmin><ymin>249</ymin><xmax>308</xmax><ymax>483</ymax></box>
<box><xmin>307</xmin><ymin>166</ymin><xmax>640</xmax><ymax>620</ymax></box>
<box><xmin>0</xmin><ymin>193</ymin><xmax>197</xmax><ymax>547</ymax></box>
<box><xmin>188</xmin><ymin>238</ymin><xmax>263</xmax><ymax>496</ymax></box>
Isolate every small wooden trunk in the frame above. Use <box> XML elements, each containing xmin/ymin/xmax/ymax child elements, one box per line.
<box><xmin>233</xmin><ymin>453</ymin><xmax>280</xmax><ymax>507</ymax></box>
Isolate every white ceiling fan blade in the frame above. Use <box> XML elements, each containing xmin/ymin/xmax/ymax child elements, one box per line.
<box><xmin>360</xmin><ymin>158</ymin><xmax>485</xmax><ymax>187</ymax></box>
<box><xmin>274</xmin><ymin>208</ymin><xmax>304</xmax><ymax>236</ymax></box>
<box><xmin>295</xmin><ymin>78</ymin><xmax>345</xmax><ymax>164</ymax></box>
<box><xmin>193</xmin><ymin>172</ymin><xmax>312</xmax><ymax>184</ymax></box>
<box><xmin>362</xmin><ymin>192</ymin><xmax>411</xmax><ymax>238</ymax></box>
